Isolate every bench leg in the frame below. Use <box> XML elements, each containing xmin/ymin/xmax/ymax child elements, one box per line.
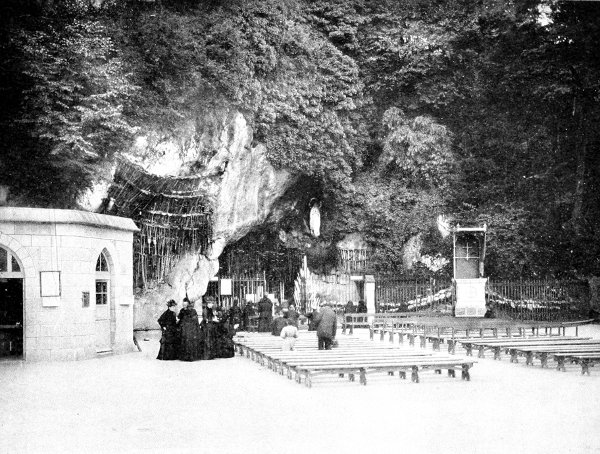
<box><xmin>389</xmin><ymin>331</ymin><xmax>394</xmax><ymax>343</ymax></box>
<box><xmin>411</xmin><ymin>366</ymin><xmax>419</xmax><ymax>383</ymax></box>
<box><xmin>540</xmin><ymin>353</ymin><xmax>548</xmax><ymax>368</ymax></box>
<box><xmin>306</xmin><ymin>374</ymin><xmax>312</xmax><ymax>388</ymax></box>
<box><xmin>461</xmin><ymin>364</ymin><xmax>471</xmax><ymax>381</ymax></box>
<box><xmin>556</xmin><ymin>357</ymin><xmax>566</xmax><ymax>372</ymax></box>
<box><xmin>339</xmin><ymin>373</ymin><xmax>345</xmax><ymax>378</ymax></box>
<box><xmin>380</xmin><ymin>330</ymin><xmax>385</xmax><ymax>341</ymax></box>
<box><xmin>295</xmin><ymin>371</ymin><xmax>300</xmax><ymax>383</ymax></box>
<box><xmin>433</xmin><ymin>339</ymin><xmax>440</xmax><ymax>351</ymax></box>
<box><xmin>349</xmin><ymin>373</ymin><xmax>355</xmax><ymax>382</ymax></box>
<box><xmin>478</xmin><ymin>346</ymin><xmax>485</xmax><ymax>358</ymax></box>
<box><xmin>398</xmin><ymin>333</ymin><xmax>404</xmax><ymax>344</ymax></box>
<box><xmin>447</xmin><ymin>340</ymin><xmax>454</xmax><ymax>354</ymax></box>
<box><xmin>369</xmin><ymin>328</ymin><xmax>374</xmax><ymax>340</ymax></box>
<box><xmin>465</xmin><ymin>344</ymin><xmax>473</xmax><ymax>356</ymax></box>
<box><xmin>435</xmin><ymin>369</ymin><xmax>442</xmax><ymax>374</ymax></box>
<box><xmin>493</xmin><ymin>347</ymin><xmax>501</xmax><ymax>360</ymax></box>
<box><xmin>581</xmin><ymin>360</ymin><xmax>590</xmax><ymax>376</ymax></box>
<box><xmin>388</xmin><ymin>371</ymin><xmax>394</xmax><ymax>376</ymax></box>
<box><xmin>360</xmin><ymin>369</ymin><xmax>367</xmax><ymax>386</ymax></box>
<box><xmin>420</xmin><ymin>336</ymin><xmax>426</xmax><ymax>349</ymax></box>
<box><xmin>399</xmin><ymin>371</ymin><xmax>406</xmax><ymax>380</ymax></box>
<box><xmin>448</xmin><ymin>369</ymin><xmax>455</xmax><ymax>378</ymax></box>
<box><xmin>510</xmin><ymin>349</ymin><xmax>518</xmax><ymax>363</ymax></box>
<box><xmin>526</xmin><ymin>352</ymin><xmax>534</xmax><ymax>366</ymax></box>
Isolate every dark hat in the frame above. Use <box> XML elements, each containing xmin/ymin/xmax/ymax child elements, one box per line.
<box><xmin>166</xmin><ymin>299</ymin><xmax>177</xmax><ymax>307</ymax></box>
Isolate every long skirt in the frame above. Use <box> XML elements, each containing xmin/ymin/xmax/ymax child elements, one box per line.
<box><xmin>201</xmin><ymin>322</ymin><xmax>218</xmax><ymax>360</ymax></box>
<box><xmin>157</xmin><ymin>328</ymin><xmax>179</xmax><ymax>360</ymax></box>
<box><xmin>258</xmin><ymin>316</ymin><xmax>272</xmax><ymax>333</ymax></box>
<box><xmin>179</xmin><ymin>322</ymin><xmax>202</xmax><ymax>361</ymax></box>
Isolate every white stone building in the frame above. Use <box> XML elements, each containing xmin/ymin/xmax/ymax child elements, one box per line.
<box><xmin>0</xmin><ymin>207</ymin><xmax>138</xmax><ymax>361</ymax></box>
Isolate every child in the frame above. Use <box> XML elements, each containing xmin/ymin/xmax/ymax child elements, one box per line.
<box><xmin>280</xmin><ymin>318</ymin><xmax>298</xmax><ymax>351</ymax></box>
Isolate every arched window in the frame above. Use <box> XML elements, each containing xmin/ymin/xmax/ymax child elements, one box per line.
<box><xmin>95</xmin><ymin>251</ymin><xmax>110</xmax><ymax>305</ymax></box>
<box><xmin>0</xmin><ymin>246</ymin><xmax>22</xmax><ymax>276</ymax></box>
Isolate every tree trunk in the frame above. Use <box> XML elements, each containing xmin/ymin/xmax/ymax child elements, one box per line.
<box><xmin>571</xmin><ymin>109</ymin><xmax>587</xmax><ymax>236</ymax></box>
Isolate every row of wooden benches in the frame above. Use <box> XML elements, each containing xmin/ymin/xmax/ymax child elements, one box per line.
<box><xmin>364</xmin><ymin>320</ymin><xmax>600</xmax><ymax>374</ymax></box>
<box><xmin>233</xmin><ymin>332</ymin><xmax>476</xmax><ymax>387</ymax></box>
<box><xmin>452</xmin><ymin>337</ymin><xmax>600</xmax><ymax>374</ymax></box>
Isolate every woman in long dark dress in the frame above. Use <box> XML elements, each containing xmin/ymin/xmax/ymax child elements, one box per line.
<box><xmin>157</xmin><ymin>300</ymin><xmax>179</xmax><ymax>360</ymax></box>
<box><xmin>215</xmin><ymin>309</ymin><xmax>235</xmax><ymax>358</ymax></box>
<box><xmin>201</xmin><ymin>308</ymin><xmax>218</xmax><ymax>360</ymax></box>
<box><xmin>178</xmin><ymin>299</ymin><xmax>202</xmax><ymax>361</ymax></box>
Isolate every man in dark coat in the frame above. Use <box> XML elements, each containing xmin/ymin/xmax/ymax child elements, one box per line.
<box><xmin>344</xmin><ymin>300</ymin><xmax>355</xmax><ymax>314</ymax></box>
<box><xmin>357</xmin><ymin>300</ymin><xmax>368</xmax><ymax>313</ymax></box>
<box><xmin>229</xmin><ymin>300</ymin><xmax>242</xmax><ymax>329</ymax></box>
<box><xmin>257</xmin><ymin>296</ymin><xmax>273</xmax><ymax>332</ymax></box>
<box><xmin>270</xmin><ymin>311</ymin><xmax>288</xmax><ymax>336</ymax></box>
<box><xmin>287</xmin><ymin>303</ymin><xmax>299</xmax><ymax>327</ymax></box>
<box><xmin>242</xmin><ymin>301</ymin><xmax>255</xmax><ymax>331</ymax></box>
<box><xmin>313</xmin><ymin>303</ymin><xmax>337</xmax><ymax>350</ymax></box>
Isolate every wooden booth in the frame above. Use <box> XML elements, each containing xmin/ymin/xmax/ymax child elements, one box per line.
<box><xmin>453</xmin><ymin>225</ymin><xmax>487</xmax><ymax>317</ymax></box>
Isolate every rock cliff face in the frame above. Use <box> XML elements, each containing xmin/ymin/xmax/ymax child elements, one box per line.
<box><xmin>112</xmin><ymin>109</ymin><xmax>296</xmax><ymax>329</ymax></box>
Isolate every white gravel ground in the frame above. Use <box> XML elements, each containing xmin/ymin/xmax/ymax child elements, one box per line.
<box><xmin>1</xmin><ymin>324</ymin><xmax>599</xmax><ymax>454</ymax></box>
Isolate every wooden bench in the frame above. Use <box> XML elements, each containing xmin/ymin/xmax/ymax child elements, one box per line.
<box><xmin>508</xmin><ymin>344</ymin><xmax>600</xmax><ymax>369</ymax></box>
<box><xmin>552</xmin><ymin>353</ymin><xmax>600</xmax><ymax>375</ymax></box>
<box><xmin>458</xmin><ymin>337</ymin><xmax>595</xmax><ymax>361</ymax></box>
<box><xmin>294</xmin><ymin>357</ymin><xmax>476</xmax><ymax>387</ymax></box>
<box><xmin>276</xmin><ymin>351</ymin><xmax>434</xmax><ymax>379</ymax></box>
<box><xmin>244</xmin><ymin>344</ymin><xmax>408</xmax><ymax>367</ymax></box>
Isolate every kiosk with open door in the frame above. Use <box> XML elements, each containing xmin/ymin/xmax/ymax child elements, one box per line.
<box><xmin>453</xmin><ymin>225</ymin><xmax>487</xmax><ymax>317</ymax></box>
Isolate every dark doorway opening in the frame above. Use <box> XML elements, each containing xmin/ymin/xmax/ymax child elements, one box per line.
<box><xmin>0</xmin><ymin>278</ymin><xmax>23</xmax><ymax>358</ymax></box>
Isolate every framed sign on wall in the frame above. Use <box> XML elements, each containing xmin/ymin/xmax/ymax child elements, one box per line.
<box><xmin>40</xmin><ymin>271</ymin><xmax>61</xmax><ymax>297</ymax></box>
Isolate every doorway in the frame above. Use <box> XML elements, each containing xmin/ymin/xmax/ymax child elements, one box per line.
<box><xmin>0</xmin><ymin>245</ymin><xmax>24</xmax><ymax>358</ymax></box>
<box><xmin>0</xmin><ymin>279</ymin><xmax>23</xmax><ymax>358</ymax></box>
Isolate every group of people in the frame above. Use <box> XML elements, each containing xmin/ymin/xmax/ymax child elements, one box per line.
<box><xmin>345</xmin><ymin>299</ymin><xmax>368</xmax><ymax>314</ymax></box>
<box><xmin>268</xmin><ymin>300</ymin><xmax>337</xmax><ymax>351</ymax></box>
<box><xmin>157</xmin><ymin>294</ymin><xmax>364</xmax><ymax>357</ymax></box>
<box><xmin>156</xmin><ymin>297</ymin><xmax>238</xmax><ymax>361</ymax></box>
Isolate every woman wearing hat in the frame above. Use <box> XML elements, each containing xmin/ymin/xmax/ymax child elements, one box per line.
<box><xmin>178</xmin><ymin>298</ymin><xmax>202</xmax><ymax>361</ymax></box>
<box><xmin>157</xmin><ymin>300</ymin><xmax>180</xmax><ymax>360</ymax></box>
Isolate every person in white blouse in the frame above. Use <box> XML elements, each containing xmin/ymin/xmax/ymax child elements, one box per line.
<box><xmin>280</xmin><ymin>319</ymin><xmax>298</xmax><ymax>351</ymax></box>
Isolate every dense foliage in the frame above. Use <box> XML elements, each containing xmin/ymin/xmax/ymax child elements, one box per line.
<box><xmin>1</xmin><ymin>0</ymin><xmax>599</xmax><ymax>278</ymax></box>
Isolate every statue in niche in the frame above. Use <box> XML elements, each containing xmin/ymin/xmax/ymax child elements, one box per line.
<box><xmin>309</xmin><ymin>198</ymin><xmax>321</xmax><ymax>237</ymax></box>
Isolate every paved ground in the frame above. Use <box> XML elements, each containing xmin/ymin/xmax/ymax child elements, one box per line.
<box><xmin>1</xmin><ymin>324</ymin><xmax>600</xmax><ymax>454</ymax></box>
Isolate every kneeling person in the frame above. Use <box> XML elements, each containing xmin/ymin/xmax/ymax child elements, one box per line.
<box><xmin>280</xmin><ymin>319</ymin><xmax>298</xmax><ymax>351</ymax></box>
